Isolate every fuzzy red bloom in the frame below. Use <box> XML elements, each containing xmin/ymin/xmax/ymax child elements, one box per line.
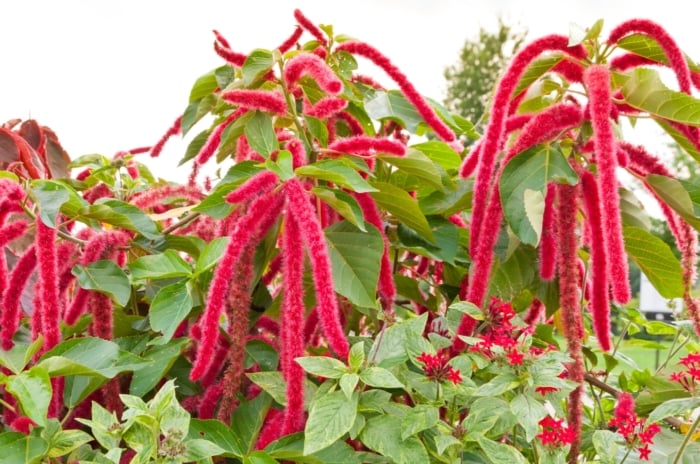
<box><xmin>213</xmin><ymin>30</ymin><xmax>246</xmax><ymax>67</ymax></box>
<box><xmin>35</xmin><ymin>220</ymin><xmax>60</xmax><ymax>350</ymax></box>
<box><xmin>284</xmin><ymin>137</ymin><xmax>307</xmax><ymax>169</ymax></box>
<box><xmin>303</xmin><ymin>96</ymin><xmax>348</xmax><ymax>118</ymax></box>
<box><xmin>284</xmin><ymin>178</ymin><xmax>349</xmax><ymax>358</ymax></box>
<box><xmin>336</xmin><ymin>112</ymin><xmax>365</xmax><ymax>136</ymax></box>
<box><xmin>336</xmin><ymin>41</ymin><xmax>460</xmax><ymax>149</ymax></box>
<box><xmin>539</xmin><ymin>183</ymin><xmax>558</xmax><ymax>281</ymax></box>
<box><xmin>277</xmin><ymin>26</ymin><xmax>303</xmax><ymax>53</ymax></box>
<box><xmin>149</xmin><ymin>115</ymin><xmax>182</xmax><ymax>158</ymax></box>
<box><xmin>9</xmin><ymin>416</ymin><xmax>36</xmax><ymax>434</ymax></box>
<box><xmin>0</xmin><ymin>247</ymin><xmax>37</xmax><ymax>349</ymax></box>
<box><xmin>580</xmin><ymin>171</ymin><xmax>612</xmax><ymax>351</ymax></box>
<box><xmin>222</xmin><ymin>90</ymin><xmax>288</xmax><ymax>115</ymax></box>
<box><xmin>225</xmin><ymin>171</ymin><xmax>279</xmax><ymax>205</ymax></box>
<box><xmin>293</xmin><ymin>9</ymin><xmax>328</xmax><ymax>47</ymax></box>
<box><xmin>129</xmin><ymin>184</ymin><xmax>205</xmax><ymax>209</ymax></box>
<box><xmin>583</xmin><ymin>65</ymin><xmax>630</xmax><ymax>304</ymax></box>
<box><xmin>284</xmin><ymin>53</ymin><xmax>342</xmax><ymax>94</ymax></box>
<box><xmin>194</xmin><ymin>110</ymin><xmax>245</xmax><ymax>166</ymax></box>
<box><xmin>329</xmin><ymin>135</ymin><xmax>406</xmax><ymax>157</ymax></box>
<box><xmin>608</xmin><ymin>19</ymin><xmax>692</xmax><ymax>94</ymax></box>
<box><xmin>610</xmin><ymin>53</ymin><xmax>656</xmax><ymax>71</ymax></box>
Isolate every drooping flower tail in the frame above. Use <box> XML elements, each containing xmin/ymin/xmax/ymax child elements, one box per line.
<box><xmin>0</xmin><ymin>247</ymin><xmax>37</xmax><ymax>350</ymax></box>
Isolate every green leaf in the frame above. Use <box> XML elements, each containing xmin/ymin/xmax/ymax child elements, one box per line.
<box><xmin>379</xmin><ymin>149</ymin><xmax>443</xmax><ymax>190</ymax></box>
<box><xmin>359</xmin><ymin>367</ymin><xmax>404</xmax><ymax>389</ymax></box>
<box><xmin>242</xmin><ymin>49</ymin><xmax>274</xmax><ymax>86</ymax></box>
<box><xmin>476</xmin><ymin>435</ymin><xmax>527</xmax><ymax>464</ymax></box>
<box><xmin>365</xmin><ymin>89</ymin><xmax>424</xmax><ymax>133</ymax></box>
<box><xmin>500</xmin><ymin>144</ymin><xmax>578</xmax><ymax>245</ymax></box>
<box><xmin>266</xmin><ymin>149</ymin><xmax>294</xmax><ymax>181</ymax></box>
<box><xmin>128</xmin><ymin>249</ymin><xmax>192</xmax><ymax>281</ymax></box>
<box><xmin>183</xmin><ymin>438</ymin><xmax>227</xmax><ymax>462</ymax></box>
<box><xmin>617</xmin><ymin>34</ymin><xmax>700</xmax><ymax>72</ymax></box>
<box><xmin>489</xmin><ymin>246</ymin><xmax>537</xmax><ymax>301</ymax></box>
<box><xmin>305</xmin><ymin>115</ymin><xmax>329</xmax><ymax>146</ymax></box>
<box><xmin>646</xmin><ymin>174</ymin><xmax>700</xmax><ymax>231</ymax></box>
<box><xmin>189</xmin><ymin>419</ymin><xmax>243</xmax><ymax>458</ymax></box>
<box><xmin>312</xmin><ymin>187</ymin><xmax>367</xmax><ymax>232</ymax></box>
<box><xmin>229</xmin><ymin>393</ymin><xmax>273</xmax><ymax>455</ymax></box>
<box><xmin>339</xmin><ymin>373</ymin><xmax>359</xmax><ymax>399</ymax></box>
<box><xmin>592</xmin><ymin>430</ymin><xmax>619</xmax><ymax>464</ymax></box>
<box><xmin>295</xmin><ymin>356</ymin><xmax>347</xmax><ymax>379</ymax></box>
<box><xmin>325</xmin><ymin>220</ymin><xmax>383</xmax><ymax>308</ymax></box>
<box><xmin>514</xmin><ymin>55</ymin><xmax>563</xmax><ymax>96</ymax></box>
<box><xmin>369</xmin><ymin>314</ymin><xmax>428</xmax><ymax>368</ymax></box>
<box><xmin>296</xmin><ymin>159</ymin><xmax>377</xmax><ymax>193</ymax></box>
<box><xmin>129</xmin><ymin>338</ymin><xmax>188</xmax><ymax>397</ymax></box>
<box><xmin>0</xmin><ymin>432</ymin><xmax>48</xmax><ymax>464</ymax></box>
<box><xmin>401</xmin><ymin>405</ymin><xmax>439</xmax><ymax>440</ymax></box>
<box><xmin>243</xmin><ymin>450</ymin><xmax>279</xmax><ymax>464</ymax></box>
<box><xmin>189</xmin><ymin>69</ymin><xmax>219</xmax><ymax>103</ymax></box>
<box><xmin>77</xmin><ymin>402</ymin><xmax>121</xmax><ymax>450</ymax></box>
<box><xmin>419</xmin><ymin>178</ymin><xmax>473</xmax><ymax>216</ymax></box>
<box><xmin>30</xmin><ymin>180</ymin><xmax>87</xmax><ymax>227</ymax></box>
<box><xmin>473</xmin><ymin>372</ymin><xmax>520</xmax><ymax>396</ymax></box>
<box><xmin>648</xmin><ymin>397</ymin><xmax>700</xmax><ymax>424</ymax></box>
<box><xmin>370</xmin><ymin>181</ymin><xmax>435</xmax><ymax>242</ymax></box>
<box><xmin>348</xmin><ymin>341</ymin><xmax>365</xmax><ymax>372</ymax></box>
<box><xmin>6</xmin><ymin>366</ymin><xmax>51</xmax><ymax>427</ymax></box>
<box><xmin>624</xmin><ymin>226</ymin><xmax>684</xmax><ymax>298</ymax></box>
<box><xmin>412</xmin><ymin>141</ymin><xmax>462</xmax><ymax>171</ymax></box>
<box><xmin>304</xmin><ymin>390</ymin><xmax>358</xmax><ymax>455</ymax></box>
<box><xmin>246</xmin><ymin>371</ymin><xmax>288</xmax><ymax>406</ymax></box>
<box><xmin>195</xmin><ymin>237</ymin><xmax>230</xmax><ymax>275</ymax></box>
<box><xmin>148</xmin><ymin>280</ymin><xmax>194</xmax><ymax>344</ymax></box>
<box><xmin>244</xmin><ymin>111</ymin><xmax>278</xmax><ymax>157</ymax></box>
<box><xmin>449</xmin><ymin>301</ymin><xmax>484</xmax><ymax>321</ymax></box>
<box><xmin>620</xmin><ymin>68</ymin><xmax>700</xmax><ymax>126</ymax></box>
<box><xmin>359</xmin><ymin>415</ymin><xmax>429</xmax><ymax>464</ymax></box>
<box><xmin>39</xmin><ymin>337</ymin><xmax>142</xmax><ymax>379</ymax></box>
<box><xmin>396</xmin><ymin>216</ymin><xmax>462</xmax><ymax>265</ymax></box>
<box><xmin>46</xmin><ymin>429</ymin><xmax>93</xmax><ymax>458</ymax></box>
<box><xmin>72</xmin><ymin>260</ymin><xmax>131</xmax><ymax>306</ymax></box>
<box><xmin>81</xmin><ymin>199</ymin><xmax>161</xmax><ymax>240</ymax></box>
<box><xmin>510</xmin><ymin>393</ymin><xmax>548</xmax><ymax>442</ymax></box>
<box><xmin>0</xmin><ymin>337</ymin><xmax>44</xmax><ymax>375</ymax></box>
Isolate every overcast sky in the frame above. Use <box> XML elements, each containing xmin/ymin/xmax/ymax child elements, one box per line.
<box><xmin>2</xmin><ymin>1</ymin><xmax>698</xmax><ymax>182</ymax></box>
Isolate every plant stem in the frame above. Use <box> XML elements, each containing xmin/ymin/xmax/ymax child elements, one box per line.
<box><xmin>672</xmin><ymin>411</ymin><xmax>700</xmax><ymax>464</ymax></box>
<box><xmin>161</xmin><ymin>212</ymin><xmax>200</xmax><ymax>235</ymax></box>
<box><xmin>0</xmin><ymin>397</ymin><xmax>16</xmax><ymax>413</ymax></box>
<box><xmin>618</xmin><ymin>445</ymin><xmax>633</xmax><ymax>464</ymax></box>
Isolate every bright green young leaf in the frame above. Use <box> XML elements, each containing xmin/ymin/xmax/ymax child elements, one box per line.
<box><xmin>81</xmin><ymin>199</ymin><xmax>161</xmax><ymax>240</ymax></box>
<box><xmin>296</xmin><ymin>159</ymin><xmax>377</xmax><ymax>193</ymax></box>
<box><xmin>295</xmin><ymin>356</ymin><xmax>347</xmax><ymax>379</ymax></box>
<box><xmin>39</xmin><ymin>337</ymin><xmax>145</xmax><ymax>379</ymax></box>
<box><xmin>312</xmin><ymin>187</ymin><xmax>367</xmax><ymax>231</ymax></box>
<box><xmin>128</xmin><ymin>249</ymin><xmax>192</xmax><ymax>281</ymax></box>
<box><xmin>183</xmin><ymin>438</ymin><xmax>228</xmax><ymax>462</ymax></box>
<box><xmin>473</xmin><ymin>372</ymin><xmax>521</xmax><ymax>396</ymax></box>
<box><xmin>513</xmin><ymin>55</ymin><xmax>563</xmax><ymax>96</ymax></box>
<box><xmin>379</xmin><ymin>149</ymin><xmax>443</xmax><ymax>190</ymax></box>
<box><xmin>31</xmin><ymin>180</ymin><xmax>87</xmax><ymax>227</ymax></box>
<box><xmin>189</xmin><ymin>419</ymin><xmax>243</xmax><ymax>458</ymax></box>
<box><xmin>148</xmin><ymin>280</ymin><xmax>194</xmax><ymax>344</ymax></box>
<box><xmin>623</xmin><ymin>226</ymin><xmax>684</xmax><ymax>299</ymax></box>
<box><xmin>370</xmin><ymin>181</ymin><xmax>435</xmax><ymax>242</ymax></box>
<box><xmin>6</xmin><ymin>366</ymin><xmax>51</xmax><ymax>427</ymax></box>
<box><xmin>242</xmin><ymin>49</ymin><xmax>274</xmax><ymax>86</ymax></box>
<box><xmin>0</xmin><ymin>337</ymin><xmax>44</xmax><ymax>375</ymax></box>
<box><xmin>46</xmin><ymin>429</ymin><xmax>93</xmax><ymax>458</ymax></box>
<box><xmin>304</xmin><ymin>390</ymin><xmax>358</xmax><ymax>455</ymax></box>
<box><xmin>449</xmin><ymin>301</ymin><xmax>485</xmax><ymax>321</ymax></box>
<box><xmin>244</xmin><ymin>111</ymin><xmax>278</xmax><ymax>157</ymax></box>
<box><xmin>369</xmin><ymin>314</ymin><xmax>427</xmax><ymax>368</ymax></box>
<box><xmin>195</xmin><ymin>237</ymin><xmax>230</xmax><ymax>275</ymax></box>
<box><xmin>412</xmin><ymin>140</ymin><xmax>462</xmax><ymax>171</ymax></box>
<box><xmin>243</xmin><ymin>450</ymin><xmax>279</xmax><ymax>464</ymax></box>
<box><xmin>359</xmin><ymin>415</ymin><xmax>429</xmax><ymax>464</ymax></box>
<box><xmin>305</xmin><ymin>115</ymin><xmax>329</xmax><ymax>146</ymax></box>
<box><xmin>265</xmin><ymin>149</ymin><xmax>294</xmax><ymax>181</ymax></box>
<box><xmin>592</xmin><ymin>430</ymin><xmax>619</xmax><ymax>464</ymax></box>
<box><xmin>325</xmin><ymin>220</ymin><xmax>383</xmax><ymax>308</ymax></box>
<box><xmin>617</xmin><ymin>34</ymin><xmax>700</xmax><ymax>72</ymax></box>
<box><xmin>72</xmin><ymin>260</ymin><xmax>131</xmax><ymax>306</ymax></box>
<box><xmin>246</xmin><ymin>371</ymin><xmax>288</xmax><ymax>406</ymax></box>
<box><xmin>77</xmin><ymin>402</ymin><xmax>121</xmax><ymax>450</ymax></box>
<box><xmin>348</xmin><ymin>341</ymin><xmax>365</xmax><ymax>372</ymax></box>
<box><xmin>620</xmin><ymin>68</ymin><xmax>700</xmax><ymax>126</ymax></box>
<box><xmin>365</xmin><ymin>89</ymin><xmax>424</xmax><ymax>133</ymax></box>
<box><xmin>189</xmin><ymin>69</ymin><xmax>219</xmax><ymax>103</ymax></box>
<box><xmin>499</xmin><ymin>144</ymin><xmax>578</xmax><ymax>246</ymax></box>
<box><xmin>359</xmin><ymin>367</ymin><xmax>404</xmax><ymax>389</ymax></box>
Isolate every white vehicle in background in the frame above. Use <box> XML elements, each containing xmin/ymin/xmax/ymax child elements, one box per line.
<box><xmin>638</xmin><ymin>273</ymin><xmax>683</xmax><ymax>322</ymax></box>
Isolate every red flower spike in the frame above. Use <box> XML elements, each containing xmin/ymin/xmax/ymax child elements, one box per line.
<box><xmin>506</xmin><ymin>104</ymin><xmax>583</xmax><ymax>160</ymax></box>
<box><xmin>194</xmin><ymin>110</ymin><xmax>244</xmax><ymax>166</ymax></box>
<box><xmin>293</xmin><ymin>9</ymin><xmax>328</xmax><ymax>47</ymax></box>
<box><xmin>336</xmin><ymin>41</ymin><xmax>460</xmax><ymax>149</ymax></box>
<box><xmin>610</xmin><ymin>53</ymin><xmax>656</xmax><ymax>72</ymax></box>
<box><xmin>608</xmin><ymin>19</ymin><xmax>692</xmax><ymax>94</ymax></box>
<box><xmin>583</xmin><ymin>65</ymin><xmax>631</xmax><ymax>304</ymax></box>
<box><xmin>149</xmin><ymin>115</ymin><xmax>182</xmax><ymax>158</ymax></box>
<box><xmin>0</xmin><ymin>246</ymin><xmax>37</xmax><ymax>350</ymax></box>
<box><xmin>539</xmin><ymin>183</ymin><xmax>558</xmax><ymax>280</ymax></box>
<box><xmin>468</xmin><ymin>35</ymin><xmax>586</xmax><ymax>260</ymax></box>
<box><xmin>222</xmin><ymin>90</ymin><xmax>288</xmax><ymax>115</ymax></box>
<box><xmin>225</xmin><ymin>171</ymin><xmax>279</xmax><ymax>205</ymax></box>
<box><xmin>213</xmin><ymin>30</ymin><xmax>247</xmax><ymax>67</ymax></box>
<box><xmin>284</xmin><ymin>137</ymin><xmax>307</xmax><ymax>169</ymax></box>
<box><xmin>129</xmin><ymin>184</ymin><xmax>205</xmax><ymax>210</ymax></box>
<box><xmin>284</xmin><ymin>178</ymin><xmax>349</xmax><ymax>358</ymax></box>
<box><xmin>354</xmin><ymin>192</ymin><xmax>396</xmax><ymax>313</ymax></box>
<box><xmin>581</xmin><ymin>171</ymin><xmax>612</xmax><ymax>351</ymax></box>
<box><xmin>0</xmin><ymin>220</ymin><xmax>29</xmax><ymax>247</ymax></box>
<box><xmin>336</xmin><ymin>112</ymin><xmax>365</xmax><ymax>136</ymax></box>
<box><xmin>329</xmin><ymin>135</ymin><xmax>406</xmax><ymax>157</ymax></box>
<box><xmin>458</xmin><ymin>142</ymin><xmax>481</xmax><ymax>178</ymax></box>
<box><xmin>35</xmin><ymin>220</ymin><xmax>60</xmax><ymax>350</ymax></box>
<box><xmin>284</xmin><ymin>52</ymin><xmax>342</xmax><ymax>95</ymax></box>
<box><xmin>277</xmin><ymin>26</ymin><xmax>303</xmax><ymax>53</ymax></box>
<box><xmin>303</xmin><ymin>96</ymin><xmax>348</xmax><ymax>118</ymax></box>
<box><xmin>190</xmin><ymin>192</ymin><xmax>285</xmax><ymax>381</ymax></box>
<box><xmin>281</xmin><ymin>215</ymin><xmax>306</xmax><ymax>434</ymax></box>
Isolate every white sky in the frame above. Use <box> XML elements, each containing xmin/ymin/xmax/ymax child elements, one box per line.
<box><xmin>2</xmin><ymin>0</ymin><xmax>698</xmax><ymax>183</ymax></box>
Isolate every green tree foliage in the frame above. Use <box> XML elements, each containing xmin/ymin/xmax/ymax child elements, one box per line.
<box><xmin>443</xmin><ymin>19</ymin><xmax>527</xmax><ymax>133</ymax></box>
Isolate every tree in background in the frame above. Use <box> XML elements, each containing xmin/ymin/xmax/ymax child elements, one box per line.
<box><xmin>443</xmin><ymin>19</ymin><xmax>527</xmax><ymax>134</ymax></box>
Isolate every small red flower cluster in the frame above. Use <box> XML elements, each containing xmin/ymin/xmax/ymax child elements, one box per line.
<box><xmin>537</xmin><ymin>415</ymin><xmax>575</xmax><ymax>447</ymax></box>
<box><xmin>416</xmin><ymin>351</ymin><xmax>462</xmax><ymax>385</ymax></box>
<box><xmin>670</xmin><ymin>352</ymin><xmax>700</xmax><ymax>395</ymax></box>
<box><xmin>468</xmin><ymin>299</ymin><xmax>531</xmax><ymax>366</ymax></box>
<box><xmin>608</xmin><ymin>393</ymin><xmax>660</xmax><ymax>461</ymax></box>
